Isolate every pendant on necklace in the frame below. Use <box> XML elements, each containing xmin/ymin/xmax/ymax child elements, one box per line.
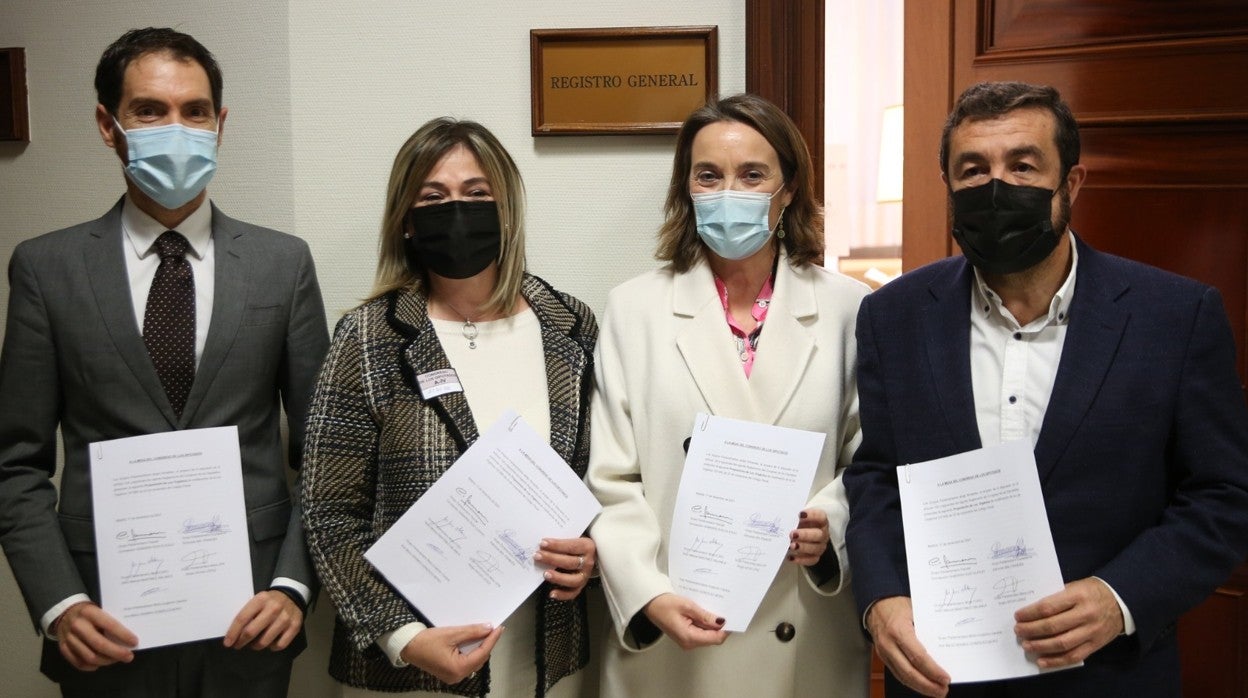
<box><xmin>462</xmin><ymin>320</ymin><xmax>479</xmax><ymax>350</ymax></box>
<box><xmin>735</xmin><ymin>336</ymin><xmax>748</xmax><ymax>363</ymax></box>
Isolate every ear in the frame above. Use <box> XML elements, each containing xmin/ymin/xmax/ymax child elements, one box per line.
<box><xmin>779</xmin><ymin>183</ymin><xmax>795</xmax><ymax>210</ymax></box>
<box><xmin>1064</xmin><ymin>163</ymin><xmax>1087</xmax><ymax>204</ymax></box>
<box><xmin>215</xmin><ymin>107</ymin><xmax>228</xmax><ymax>146</ymax></box>
<box><xmin>96</xmin><ymin>104</ymin><xmax>119</xmax><ymax>149</ymax></box>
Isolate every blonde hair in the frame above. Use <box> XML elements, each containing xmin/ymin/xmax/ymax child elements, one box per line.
<box><xmin>368</xmin><ymin>118</ymin><xmax>527</xmax><ymax>314</ymax></box>
<box><xmin>656</xmin><ymin>93</ymin><xmax>824</xmax><ymax>271</ymax></box>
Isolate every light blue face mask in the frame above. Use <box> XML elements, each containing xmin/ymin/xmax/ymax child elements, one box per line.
<box><xmin>115</xmin><ymin>118</ymin><xmax>219</xmax><ymax>210</ymax></box>
<box><xmin>691</xmin><ymin>188</ymin><xmax>782</xmax><ymax>261</ymax></box>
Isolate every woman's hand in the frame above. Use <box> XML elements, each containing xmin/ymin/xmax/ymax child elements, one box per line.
<box><xmin>788</xmin><ymin>508</ymin><xmax>830</xmax><ymax>566</ymax></box>
<box><xmin>533</xmin><ymin>536</ymin><xmax>596</xmax><ymax>601</ymax></box>
<box><xmin>643</xmin><ymin>593</ymin><xmax>729</xmax><ymax>650</ymax></box>
<box><xmin>399</xmin><ymin>623</ymin><xmax>504</xmax><ymax>685</ymax></box>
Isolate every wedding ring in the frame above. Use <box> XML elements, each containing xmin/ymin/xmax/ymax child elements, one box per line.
<box><xmin>468</xmin><ymin>671</ymin><xmax>477</xmax><ymax>680</ymax></box>
<box><xmin>576</xmin><ymin>554</ymin><xmax>585</xmax><ymax>571</ymax></box>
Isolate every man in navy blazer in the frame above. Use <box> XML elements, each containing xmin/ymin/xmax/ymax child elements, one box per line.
<box><xmin>0</xmin><ymin>28</ymin><xmax>327</xmax><ymax>697</ymax></box>
<box><xmin>844</xmin><ymin>81</ymin><xmax>1248</xmax><ymax>697</ymax></box>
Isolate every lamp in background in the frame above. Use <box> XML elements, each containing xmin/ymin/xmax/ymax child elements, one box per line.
<box><xmin>876</xmin><ymin>104</ymin><xmax>904</xmax><ymax>203</ymax></box>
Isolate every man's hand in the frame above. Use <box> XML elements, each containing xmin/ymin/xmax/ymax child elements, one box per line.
<box><xmin>1014</xmin><ymin>577</ymin><xmax>1123</xmax><ymax>668</ymax></box>
<box><xmin>55</xmin><ymin>601</ymin><xmax>138</xmax><ymax>671</ymax></box>
<box><xmin>400</xmin><ymin>623</ymin><xmax>503</xmax><ymax>685</ymax></box>
<box><xmin>642</xmin><ymin>593</ymin><xmax>729</xmax><ymax>650</ymax></box>
<box><xmin>866</xmin><ymin>596</ymin><xmax>950</xmax><ymax>697</ymax></box>
<box><xmin>223</xmin><ymin>589</ymin><xmax>303</xmax><ymax>651</ymax></box>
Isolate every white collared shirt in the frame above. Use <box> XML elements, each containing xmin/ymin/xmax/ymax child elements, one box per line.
<box><xmin>969</xmin><ymin>235</ymin><xmax>1077</xmax><ymax>448</ymax></box>
<box><xmin>968</xmin><ymin>234</ymin><xmax>1135</xmax><ymax>636</ymax></box>
<box><xmin>121</xmin><ymin>194</ymin><xmax>215</xmax><ymax>364</ymax></box>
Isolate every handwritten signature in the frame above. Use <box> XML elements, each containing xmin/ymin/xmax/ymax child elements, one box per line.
<box><xmin>993</xmin><ymin>576</ymin><xmax>1025</xmax><ymax>598</ymax></box>
<box><xmin>115</xmin><ymin>528</ymin><xmax>168</xmax><ymax>541</ymax></box>
<box><xmin>123</xmin><ymin>557</ymin><xmax>165</xmax><ymax>580</ymax></box>
<box><xmin>928</xmin><ymin>554</ymin><xmax>977</xmax><ymax>570</ymax></box>
<box><xmin>181</xmin><ymin>549</ymin><xmax>218</xmax><ymax>570</ymax></box>
<box><xmin>181</xmin><ymin>515</ymin><xmax>227</xmax><ymax>535</ymax></box>
<box><xmin>496</xmin><ymin>529</ymin><xmax>531</xmax><ymax>564</ymax></box>
<box><xmin>936</xmin><ymin>584</ymin><xmax>978</xmax><ymax>609</ymax></box>
<box><xmin>690</xmin><ymin>505</ymin><xmax>733</xmax><ymax>526</ymax></box>
<box><xmin>427</xmin><ymin>516</ymin><xmax>467</xmax><ymax>544</ymax></box>
<box><xmin>736</xmin><ymin>545</ymin><xmax>764</xmax><ymax>564</ymax></box>
<box><xmin>470</xmin><ymin>550</ymin><xmax>500</xmax><ymax>575</ymax></box>
<box><xmin>991</xmin><ymin>538</ymin><xmax>1034</xmax><ymax>560</ymax></box>
<box><xmin>689</xmin><ymin>536</ymin><xmax>724</xmax><ymax>556</ymax></box>
<box><xmin>745</xmin><ymin>513</ymin><xmax>784</xmax><ymax>536</ymax></box>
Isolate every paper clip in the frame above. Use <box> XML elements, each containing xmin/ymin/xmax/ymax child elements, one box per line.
<box><xmin>508</xmin><ymin>414</ymin><xmax>522</xmax><ymax>432</ymax></box>
<box><xmin>903</xmin><ymin>463</ymin><xmax>912</xmax><ymax>484</ymax></box>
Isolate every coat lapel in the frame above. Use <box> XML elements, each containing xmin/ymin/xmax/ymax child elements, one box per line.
<box><xmin>523</xmin><ymin>276</ymin><xmax>591</xmax><ymax>469</ymax></box>
<box><xmin>749</xmin><ymin>256</ymin><xmax>816</xmax><ymax>426</ymax></box>
<box><xmin>391</xmin><ymin>289</ymin><xmax>480</xmax><ymax>451</ymax></box>
<box><xmin>83</xmin><ymin>199</ymin><xmax>179</xmax><ymax>427</ymax></box>
<box><xmin>181</xmin><ymin>204</ymin><xmax>246</xmax><ymax>426</ymax></box>
<box><xmin>1034</xmin><ymin>240</ymin><xmax>1128</xmax><ymax>482</ymax></box>
<box><xmin>673</xmin><ymin>259</ymin><xmax>759</xmax><ymax>421</ymax></box>
<box><xmin>922</xmin><ymin>261</ymin><xmax>982</xmax><ymax>454</ymax></box>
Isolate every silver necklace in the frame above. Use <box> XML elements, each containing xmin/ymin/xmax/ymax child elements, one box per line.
<box><xmin>440</xmin><ymin>298</ymin><xmax>481</xmax><ymax>349</ymax></box>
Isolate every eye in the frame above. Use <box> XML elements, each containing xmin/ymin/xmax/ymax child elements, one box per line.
<box><xmin>693</xmin><ymin>170</ymin><xmax>720</xmax><ymax>186</ymax></box>
<box><xmin>741</xmin><ymin>170</ymin><xmax>766</xmax><ymax>184</ymax></box>
<box><xmin>417</xmin><ymin>191</ymin><xmax>444</xmax><ymax>204</ymax></box>
<box><xmin>468</xmin><ymin>187</ymin><xmax>493</xmax><ymax>199</ymax></box>
<box><xmin>1011</xmin><ymin>162</ymin><xmax>1036</xmax><ymax>174</ymax></box>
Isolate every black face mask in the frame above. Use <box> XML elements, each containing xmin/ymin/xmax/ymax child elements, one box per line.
<box><xmin>405</xmin><ymin>200</ymin><xmax>501</xmax><ymax>279</ymax></box>
<box><xmin>951</xmin><ymin>178</ymin><xmax>1058</xmax><ymax>275</ymax></box>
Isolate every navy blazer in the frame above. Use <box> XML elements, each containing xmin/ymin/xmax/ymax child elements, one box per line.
<box><xmin>844</xmin><ymin>236</ymin><xmax>1248</xmax><ymax>690</ymax></box>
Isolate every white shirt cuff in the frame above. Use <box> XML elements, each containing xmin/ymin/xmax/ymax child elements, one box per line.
<box><xmin>41</xmin><ymin>594</ymin><xmax>93</xmax><ymax>638</ymax></box>
<box><xmin>377</xmin><ymin>622</ymin><xmax>427</xmax><ymax>668</ymax></box>
<box><xmin>1093</xmin><ymin>576</ymin><xmax>1136</xmax><ymax>636</ymax></box>
<box><xmin>269</xmin><ymin>577</ymin><xmax>311</xmax><ymax>605</ymax></box>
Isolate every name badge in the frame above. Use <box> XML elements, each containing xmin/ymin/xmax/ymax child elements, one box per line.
<box><xmin>416</xmin><ymin>368</ymin><xmax>463</xmax><ymax>400</ymax></box>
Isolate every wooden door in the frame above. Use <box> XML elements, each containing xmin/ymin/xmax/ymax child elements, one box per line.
<box><xmin>903</xmin><ymin>2</ymin><xmax>1248</xmax><ymax>696</ymax></box>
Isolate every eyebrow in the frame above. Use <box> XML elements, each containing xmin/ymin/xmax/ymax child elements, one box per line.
<box><xmin>420</xmin><ymin>176</ymin><xmax>492</xmax><ymax>189</ymax></box>
<box><xmin>690</xmin><ymin>160</ymin><xmax>773</xmax><ymax>171</ymax></box>
<box><xmin>954</xmin><ymin>144</ymin><xmax>1047</xmax><ymax>170</ymax></box>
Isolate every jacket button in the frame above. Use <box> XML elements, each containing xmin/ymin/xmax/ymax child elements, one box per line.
<box><xmin>775</xmin><ymin>622</ymin><xmax>795</xmax><ymax>642</ymax></box>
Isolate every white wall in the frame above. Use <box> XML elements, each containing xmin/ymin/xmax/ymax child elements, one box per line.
<box><xmin>0</xmin><ymin>2</ymin><xmax>744</xmax><ymax>696</ymax></box>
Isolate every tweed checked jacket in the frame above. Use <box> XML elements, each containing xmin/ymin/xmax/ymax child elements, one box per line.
<box><xmin>301</xmin><ymin>274</ymin><xmax>597</xmax><ymax>696</ymax></box>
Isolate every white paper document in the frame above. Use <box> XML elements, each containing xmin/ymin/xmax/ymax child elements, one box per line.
<box><xmin>365</xmin><ymin>410</ymin><xmax>601</xmax><ymax>630</ymax></box>
<box><xmin>90</xmin><ymin>426</ymin><xmax>254</xmax><ymax>649</ymax></box>
<box><xmin>668</xmin><ymin>413</ymin><xmax>825</xmax><ymax>632</ymax></box>
<box><xmin>898</xmin><ymin>439</ymin><xmax>1076</xmax><ymax>683</ymax></box>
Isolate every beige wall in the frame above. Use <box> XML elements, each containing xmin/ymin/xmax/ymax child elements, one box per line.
<box><xmin>0</xmin><ymin>2</ymin><xmax>745</xmax><ymax>696</ymax></box>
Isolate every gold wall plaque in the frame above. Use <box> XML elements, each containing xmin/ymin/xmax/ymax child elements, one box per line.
<box><xmin>530</xmin><ymin>26</ymin><xmax>718</xmax><ymax>136</ymax></box>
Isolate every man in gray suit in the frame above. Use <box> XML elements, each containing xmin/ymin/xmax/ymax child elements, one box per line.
<box><xmin>0</xmin><ymin>27</ymin><xmax>328</xmax><ymax>697</ymax></box>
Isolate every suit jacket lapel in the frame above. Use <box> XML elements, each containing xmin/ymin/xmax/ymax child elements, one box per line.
<box><xmin>83</xmin><ymin>199</ymin><xmax>179</xmax><ymax>427</ymax></box>
<box><xmin>673</xmin><ymin>260</ymin><xmax>759</xmax><ymax>421</ymax></box>
<box><xmin>749</xmin><ymin>256</ymin><xmax>816</xmax><ymax>426</ymax></box>
<box><xmin>922</xmin><ymin>261</ymin><xmax>982</xmax><ymax>454</ymax></box>
<box><xmin>1035</xmin><ymin>240</ymin><xmax>1128</xmax><ymax>481</ymax></box>
<box><xmin>182</xmin><ymin>204</ymin><xmax>246</xmax><ymax>426</ymax></box>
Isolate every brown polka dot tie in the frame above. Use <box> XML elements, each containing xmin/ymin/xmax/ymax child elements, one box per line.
<box><xmin>143</xmin><ymin>231</ymin><xmax>195</xmax><ymax>418</ymax></box>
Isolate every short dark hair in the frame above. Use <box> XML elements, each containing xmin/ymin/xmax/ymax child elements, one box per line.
<box><xmin>95</xmin><ymin>27</ymin><xmax>223</xmax><ymax>116</ymax></box>
<box><xmin>656</xmin><ymin>93</ymin><xmax>823</xmax><ymax>271</ymax></box>
<box><xmin>939</xmin><ymin>81</ymin><xmax>1080</xmax><ymax>178</ymax></box>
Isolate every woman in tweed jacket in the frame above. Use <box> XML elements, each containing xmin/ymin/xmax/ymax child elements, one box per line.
<box><xmin>301</xmin><ymin>118</ymin><xmax>598</xmax><ymax>697</ymax></box>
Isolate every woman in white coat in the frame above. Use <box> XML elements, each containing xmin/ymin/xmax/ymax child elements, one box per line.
<box><xmin>586</xmin><ymin>93</ymin><xmax>871</xmax><ymax>697</ymax></box>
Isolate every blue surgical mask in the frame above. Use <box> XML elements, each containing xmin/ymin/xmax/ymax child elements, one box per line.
<box><xmin>115</xmin><ymin>118</ymin><xmax>218</xmax><ymax>209</ymax></box>
<box><xmin>692</xmin><ymin>188</ymin><xmax>780</xmax><ymax>261</ymax></box>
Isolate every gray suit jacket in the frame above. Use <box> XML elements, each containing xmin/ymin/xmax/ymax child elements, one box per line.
<box><xmin>0</xmin><ymin>198</ymin><xmax>328</xmax><ymax>656</ymax></box>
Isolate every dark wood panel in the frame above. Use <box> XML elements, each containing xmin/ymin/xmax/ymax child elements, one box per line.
<box><xmin>745</xmin><ymin>0</ymin><xmax>825</xmax><ymax>202</ymax></box>
<box><xmin>1178</xmin><ymin>565</ymin><xmax>1248</xmax><ymax>698</ymax></box>
<box><xmin>985</xmin><ymin>0</ymin><xmax>1248</xmax><ymax>51</ymax></box>
<box><xmin>1071</xmin><ymin>185</ymin><xmax>1248</xmax><ymax>386</ymax></box>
